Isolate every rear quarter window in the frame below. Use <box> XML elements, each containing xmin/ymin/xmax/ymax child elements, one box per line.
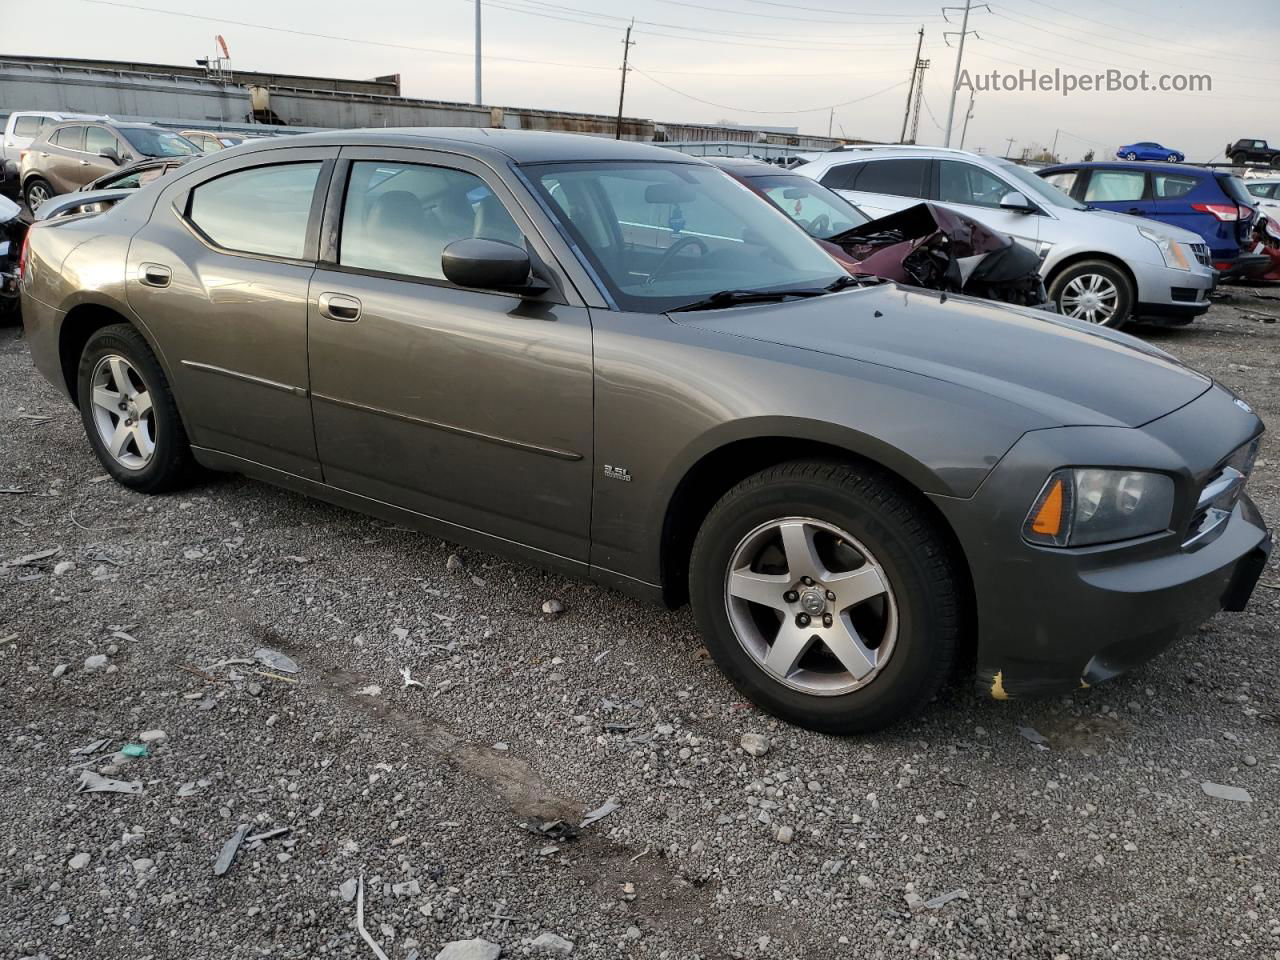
<box><xmin>1216</xmin><ymin>175</ymin><xmax>1255</xmax><ymax>206</ymax></box>
<box><xmin>1152</xmin><ymin>173</ymin><xmax>1198</xmax><ymax>199</ymax></box>
<box><xmin>14</xmin><ymin>116</ymin><xmax>45</xmax><ymax>138</ymax></box>
<box><xmin>818</xmin><ymin>162</ymin><xmax>862</xmax><ymax>191</ymax></box>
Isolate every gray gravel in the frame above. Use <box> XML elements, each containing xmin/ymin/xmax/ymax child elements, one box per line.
<box><xmin>2</xmin><ymin>288</ymin><xmax>1279</xmax><ymax>960</ymax></box>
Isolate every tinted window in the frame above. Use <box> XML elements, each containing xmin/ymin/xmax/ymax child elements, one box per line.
<box><xmin>937</xmin><ymin>160</ymin><xmax>1015</xmax><ymax>207</ymax></box>
<box><xmin>118</xmin><ymin>128</ymin><xmax>198</xmax><ymax>157</ymax></box>
<box><xmin>1041</xmin><ymin>170</ymin><xmax>1078</xmax><ymax>195</ymax></box>
<box><xmin>1216</xmin><ymin>175</ymin><xmax>1255</xmax><ymax>206</ymax></box>
<box><xmin>339</xmin><ymin>161</ymin><xmax>524</xmax><ymax>280</ymax></box>
<box><xmin>188</xmin><ymin>162</ymin><xmax>322</xmax><ymax>259</ymax></box>
<box><xmin>818</xmin><ymin>162</ymin><xmax>863</xmax><ymax>191</ymax></box>
<box><xmin>1084</xmin><ymin>170</ymin><xmax>1146</xmax><ymax>202</ymax></box>
<box><xmin>85</xmin><ymin>126</ymin><xmax>118</xmax><ymax>156</ymax></box>
<box><xmin>51</xmin><ymin>126</ymin><xmax>85</xmax><ymax>150</ymax></box>
<box><xmin>1246</xmin><ymin>183</ymin><xmax>1275</xmax><ymax>199</ymax></box>
<box><xmin>855</xmin><ymin>158</ymin><xmax>928</xmax><ymax>198</ymax></box>
<box><xmin>1152</xmin><ymin>173</ymin><xmax>1197</xmax><ymax>199</ymax></box>
<box><xmin>14</xmin><ymin>116</ymin><xmax>45</xmax><ymax>137</ymax></box>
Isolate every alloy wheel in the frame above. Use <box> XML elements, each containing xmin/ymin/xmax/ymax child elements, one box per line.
<box><xmin>1059</xmin><ymin>273</ymin><xmax>1120</xmax><ymax>324</ymax></box>
<box><xmin>26</xmin><ymin>181</ymin><xmax>50</xmax><ymax>211</ymax></box>
<box><xmin>723</xmin><ymin>517</ymin><xmax>898</xmax><ymax>696</ymax></box>
<box><xmin>89</xmin><ymin>354</ymin><xmax>156</xmax><ymax>470</ymax></box>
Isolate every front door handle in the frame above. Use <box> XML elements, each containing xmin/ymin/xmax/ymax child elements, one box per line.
<box><xmin>318</xmin><ymin>292</ymin><xmax>361</xmax><ymax>322</ymax></box>
<box><xmin>139</xmin><ymin>263</ymin><xmax>171</xmax><ymax>288</ymax></box>
<box><xmin>79</xmin><ymin>159</ymin><xmax>90</xmax><ymax>166</ymax></box>
<box><xmin>1126</xmin><ymin>207</ymin><xmax>1143</xmax><ymax>215</ymax></box>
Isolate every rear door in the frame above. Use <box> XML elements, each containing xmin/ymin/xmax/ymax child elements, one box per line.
<box><xmin>126</xmin><ymin>145</ymin><xmax>337</xmax><ymax>478</ymax></box>
<box><xmin>1147</xmin><ymin>169</ymin><xmax>1211</xmax><ymax>241</ymax></box>
<box><xmin>305</xmin><ymin>147</ymin><xmax>595</xmax><ymax>561</ymax></box>
<box><xmin>43</xmin><ymin>125</ymin><xmax>86</xmax><ymax>193</ymax></box>
<box><xmin>1079</xmin><ymin>167</ymin><xmax>1153</xmax><ymax>219</ymax></box>
<box><xmin>819</xmin><ymin>157</ymin><xmax>931</xmax><ymax>218</ymax></box>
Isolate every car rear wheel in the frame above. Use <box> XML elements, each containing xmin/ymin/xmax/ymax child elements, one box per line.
<box><xmin>1272</xmin><ymin>155</ymin><xmax>1280</xmax><ymax>168</ymax></box>
<box><xmin>1125</xmin><ymin>152</ymin><xmax>1137</xmax><ymax>160</ymax></box>
<box><xmin>1048</xmin><ymin>260</ymin><xmax>1134</xmax><ymax>328</ymax></box>
<box><xmin>1231</xmin><ymin>152</ymin><xmax>1247</xmax><ymax>165</ymax></box>
<box><xmin>688</xmin><ymin>460</ymin><xmax>961</xmax><ymax>734</ymax></box>
<box><xmin>76</xmin><ymin>324</ymin><xmax>196</xmax><ymax>493</ymax></box>
<box><xmin>23</xmin><ymin>178</ymin><xmax>53</xmax><ymax>212</ymax></box>
<box><xmin>1167</xmin><ymin>154</ymin><xmax>1179</xmax><ymax>163</ymax></box>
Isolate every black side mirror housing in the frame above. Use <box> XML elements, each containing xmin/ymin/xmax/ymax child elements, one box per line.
<box><xmin>99</xmin><ymin>148</ymin><xmax>122</xmax><ymax>166</ymax></box>
<box><xmin>441</xmin><ymin>238</ymin><xmax>549</xmax><ymax>295</ymax></box>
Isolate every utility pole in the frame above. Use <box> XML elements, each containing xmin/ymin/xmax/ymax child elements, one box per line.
<box><xmin>899</xmin><ymin>26</ymin><xmax>924</xmax><ymax>144</ymax></box>
<box><xmin>959</xmin><ymin>92</ymin><xmax>975</xmax><ymax>149</ymax></box>
<box><xmin>474</xmin><ymin>0</ymin><xmax>482</xmax><ymax>105</ymax></box>
<box><xmin>907</xmin><ymin>59</ymin><xmax>929</xmax><ymax>144</ymax></box>
<box><xmin>615</xmin><ymin>21</ymin><xmax>635</xmax><ymax>140</ymax></box>
<box><xmin>828</xmin><ymin>107</ymin><xmax>834</xmax><ymax>138</ymax></box>
<box><xmin>942</xmin><ymin>1</ymin><xmax>988</xmax><ymax>147</ymax></box>
<box><xmin>1050</xmin><ymin>128</ymin><xmax>1061</xmax><ymax>161</ymax></box>
<box><xmin>1004</xmin><ymin>137</ymin><xmax>1015</xmax><ymax>158</ymax></box>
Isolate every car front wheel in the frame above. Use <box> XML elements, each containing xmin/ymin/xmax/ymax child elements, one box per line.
<box><xmin>1048</xmin><ymin>260</ymin><xmax>1134</xmax><ymax>328</ymax></box>
<box><xmin>23</xmin><ymin>177</ymin><xmax>53</xmax><ymax>212</ymax></box>
<box><xmin>689</xmin><ymin>460</ymin><xmax>962</xmax><ymax>734</ymax></box>
<box><xmin>1125</xmin><ymin>152</ymin><xmax>1137</xmax><ymax>160</ymax></box>
<box><xmin>77</xmin><ymin>323</ymin><xmax>196</xmax><ymax>493</ymax></box>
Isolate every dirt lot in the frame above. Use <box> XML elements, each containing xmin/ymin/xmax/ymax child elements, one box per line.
<box><xmin>2</xmin><ymin>291</ymin><xmax>1279</xmax><ymax>960</ymax></box>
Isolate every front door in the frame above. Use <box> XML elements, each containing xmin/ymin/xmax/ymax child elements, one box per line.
<box><xmin>306</xmin><ymin>148</ymin><xmax>595</xmax><ymax>562</ymax></box>
<box><xmin>934</xmin><ymin>159</ymin><xmax>1043</xmax><ymax>251</ymax></box>
<box><xmin>126</xmin><ymin>146</ymin><xmax>336</xmax><ymax>479</ymax></box>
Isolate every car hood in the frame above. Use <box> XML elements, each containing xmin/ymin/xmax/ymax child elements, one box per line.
<box><xmin>671</xmin><ymin>283</ymin><xmax>1211</xmax><ymax>428</ymax></box>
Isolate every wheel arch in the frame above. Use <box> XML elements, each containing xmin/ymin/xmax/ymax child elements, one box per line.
<box><xmin>57</xmin><ymin>300</ymin><xmax>172</xmax><ymax>408</ymax></box>
<box><xmin>1043</xmin><ymin>251</ymin><xmax>1137</xmax><ymax>305</ymax></box>
<box><xmin>657</xmin><ymin>428</ymin><xmax>976</xmax><ymax>634</ymax></box>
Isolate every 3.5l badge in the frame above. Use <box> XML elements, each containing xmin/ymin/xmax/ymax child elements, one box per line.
<box><xmin>603</xmin><ymin>464</ymin><xmax>632</xmax><ymax>482</ymax></box>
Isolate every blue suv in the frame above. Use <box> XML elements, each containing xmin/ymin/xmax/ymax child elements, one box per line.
<box><xmin>1038</xmin><ymin>161</ymin><xmax>1260</xmax><ymax>276</ymax></box>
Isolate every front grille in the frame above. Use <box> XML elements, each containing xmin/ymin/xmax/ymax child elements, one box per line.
<box><xmin>1183</xmin><ymin>438</ymin><xmax>1260</xmax><ymax>550</ymax></box>
<box><xmin>1189</xmin><ymin>242</ymin><xmax>1211</xmax><ymax>267</ymax></box>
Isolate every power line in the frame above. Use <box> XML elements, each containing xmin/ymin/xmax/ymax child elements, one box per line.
<box><xmin>631</xmin><ymin>66</ymin><xmax>909</xmax><ymax>115</ymax></box>
<box><xmin>646</xmin><ymin>0</ymin><xmax>947</xmax><ymax>24</ymax></box>
<box><xmin>715</xmin><ymin>0</ymin><xmax>947</xmax><ymax>17</ymax></box>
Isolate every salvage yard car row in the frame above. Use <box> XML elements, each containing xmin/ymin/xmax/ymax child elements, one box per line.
<box><xmin>13</xmin><ymin>128</ymin><xmax>1272</xmax><ymax>733</ymax></box>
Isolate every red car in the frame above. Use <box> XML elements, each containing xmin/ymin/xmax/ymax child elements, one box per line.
<box><xmin>711</xmin><ymin>157</ymin><xmax>1049</xmax><ymax>308</ymax></box>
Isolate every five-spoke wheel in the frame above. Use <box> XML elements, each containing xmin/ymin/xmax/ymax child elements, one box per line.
<box><xmin>89</xmin><ymin>355</ymin><xmax>156</xmax><ymax>470</ymax></box>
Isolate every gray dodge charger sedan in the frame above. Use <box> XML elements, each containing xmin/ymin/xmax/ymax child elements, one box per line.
<box><xmin>17</xmin><ymin>129</ymin><xmax>1272</xmax><ymax>732</ymax></box>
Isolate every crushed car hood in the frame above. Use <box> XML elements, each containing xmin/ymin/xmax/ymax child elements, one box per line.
<box><xmin>672</xmin><ymin>283</ymin><xmax>1211</xmax><ymax>428</ymax></box>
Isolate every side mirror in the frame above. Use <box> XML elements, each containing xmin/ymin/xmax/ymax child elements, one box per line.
<box><xmin>441</xmin><ymin>238</ymin><xmax>548</xmax><ymax>295</ymax></box>
<box><xmin>99</xmin><ymin>148</ymin><xmax>122</xmax><ymax>166</ymax></box>
<box><xmin>999</xmin><ymin>191</ymin><xmax>1037</xmax><ymax>214</ymax></box>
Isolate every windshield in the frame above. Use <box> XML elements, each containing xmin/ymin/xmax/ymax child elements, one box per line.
<box><xmin>119</xmin><ymin>128</ymin><xmax>199</xmax><ymax>158</ymax></box>
<box><xmin>530</xmin><ymin>161</ymin><xmax>845</xmax><ymax>313</ymax></box>
<box><xmin>994</xmin><ymin>158</ymin><xmax>1086</xmax><ymax>210</ymax></box>
<box><xmin>747</xmin><ymin>174</ymin><xmax>869</xmax><ymax>238</ymax></box>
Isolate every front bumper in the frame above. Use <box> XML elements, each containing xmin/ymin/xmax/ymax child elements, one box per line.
<box><xmin>1131</xmin><ymin>257</ymin><xmax>1214</xmax><ymax>323</ymax></box>
<box><xmin>932</xmin><ymin>385</ymin><xmax>1270</xmax><ymax>699</ymax></box>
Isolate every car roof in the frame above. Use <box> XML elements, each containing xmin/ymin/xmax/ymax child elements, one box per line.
<box><xmin>227</xmin><ymin>128</ymin><xmax>703</xmax><ymax>165</ymax></box>
<box><xmin>1040</xmin><ymin>161</ymin><xmax>1211</xmax><ymax>175</ymax></box>
<box><xmin>706</xmin><ymin>157</ymin><xmax>791</xmax><ymax>175</ymax></box>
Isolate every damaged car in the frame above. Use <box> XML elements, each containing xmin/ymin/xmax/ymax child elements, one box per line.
<box><xmin>0</xmin><ymin>192</ymin><xmax>27</xmax><ymax>322</ymax></box>
<box><xmin>713</xmin><ymin>157</ymin><xmax>1048</xmax><ymax>307</ymax></box>
<box><xmin>35</xmin><ymin>156</ymin><xmax>195</xmax><ymax>221</ymax></box>
<box><xmin>18</xmin><ymin>130</ymin><xmax>1271</xmax><ymax>732</ymax></box>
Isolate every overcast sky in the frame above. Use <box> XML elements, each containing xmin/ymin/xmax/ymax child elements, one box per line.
<box><xmin>9</xmin><ymin>0</ymin><xmax>1280</xmax><ymax>161</ymax></box>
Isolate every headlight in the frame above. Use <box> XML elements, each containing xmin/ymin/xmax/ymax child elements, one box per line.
<box><xmin>1023</xmin><ymin>468</ymin><xmax>1175</xmax><ymax>547</ymax></box>
<box><xmin>1137</xmin><ymin>226</ymin><xmax>1190</xmax><ymax>271</ymax></box>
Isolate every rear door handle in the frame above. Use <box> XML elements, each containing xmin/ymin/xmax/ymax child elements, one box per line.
<box><xmin>139</xmin><ymin>263</ymin><xmax>171</xmax><ymax>288</ymax></box>
<box><xmin>1126</xmin><ymin>207</ymin><xmax>1143</xmax><ymax>215</ymax></box>
<box><xmin>318</xmin><ymin>292</ymin><xmax>361</xmax><ymax>322</ymax></box>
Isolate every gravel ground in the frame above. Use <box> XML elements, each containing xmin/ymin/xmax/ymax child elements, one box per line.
<box><xmin>2</xmin><ymin>290</ymin><xmax>1279</xmax><ymax>960</ymax></box>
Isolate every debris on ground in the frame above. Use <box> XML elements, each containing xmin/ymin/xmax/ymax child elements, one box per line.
<box><xmin>924</xmin><ymin>889</ymin><xmax>969</xmax><ymax>909</ymax></box>
<box><xmin>1</xmin><ymin>547</ymin><xmax>59</xmax><ymax>570</ymax></box>
<box><xmin>356</xmin><ymin>685</ymin><xmax>382</xmax><ymax>696</ymax></box>
<box><xmin>253</xmin><ymin>647</ymin><xmax>300</xmax><ymax>674</ymax></box>
<box><xmin>177</xmin><ymin>780</ymin><xmax>209</xmax><ymax>797</ymax></box>
<box><xmin>580</xmin><ymin>797</ymin><xmax>621</xmax><ymax>828</ymax></box>
<box><xmin>70</xmin><ymin>738</ymin><xmax>111</xmax><ymax>755</ymax></box>
<box><xmin>1201</xmin><ymin>782</ymin><xmax>1253</xmax><ymax>803</ymax></box>
<box><xmin>212</xmin><ymin>823</ymin><xmax>251</xmax><ymax>876</ymax></box>
<box><xmin>138</xmin><ymin>729</ymin><xmax>167</xmax><ymax>744</ymax></box>
<box><xmin>83</xmin><ymin>654</ymin><xmax>108</xmax><ymax>672</ymax></box>
<box><xmin>76</xmin><ymin>771</ymin><xmax>142</xmax><ymax>795</ymax></box>
<box><xmin>1018</xmin><ymin>726</ymin><xmax>1049</xmax><ymax>749</ymax></box>
<box><xmin>774</xmin><ymin>825</ymin><xmax>794</xmax><ymax>844</ymax></box>
<box><xmin>519</xmin><ymin>818</ymin><xmax>578</xmax><ymax>842</ymax></box>
<box><xmin>541</xmin><ymin>598</ymin><xmax>565</xmax><ymax>616</ymax></box>
<box><xmin>435</xmin><ymin>939</ymin><xmax>501</xmax><ymax>960</ymax></box>
<box><xmin>245</xmin><ymin>826</ymin><xmax>290</xmax><ymax>844</ymax></box>
<box><xmin>68</xmin><ymin>852</ymin><xmax>91</xmax><ymax>870</ymax></box>
<box><xmin>339</xmin><ymin>877</ymin><xmax>358</xmax><ymax>903</ymax></box>
<box><xmin>120</xmin><ymin>744</ymin><xmax>149</xmax><ymax>758</ymax></box>
<box><xmin>400</xmin><ymin>666</ymin><xmax>424</xmax><ymax>689</ymax></box>
<box><xmin>446</xmin><ymin>553</ymin><xmax>465</xmax><ymax>573</ymax></box>
<box><xmin>354</xmin><ymin>875</ymin><xmax>391</xmax><ymax>960</ymax></box>
<box><xmin>740</xmin><ymin>733</ymin><xmax>770</xmax><ymax>757</ymax></box>
<box><xmin>530</xmin><ymin>932</ymin><xmax>575</xmax><ymax>955</ymax></box>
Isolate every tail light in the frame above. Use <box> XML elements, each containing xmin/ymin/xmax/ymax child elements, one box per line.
<box><xmin>1192</xmin><ymin>203</ymin><xmax>1240</xmax><ymax>222</ymax></box>
<box><xmin>17</xmin><ymin>227</ymin><xmax>32</xmax><ymax>282</ymax></box>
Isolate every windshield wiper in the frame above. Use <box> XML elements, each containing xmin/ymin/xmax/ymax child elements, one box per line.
<box><xmin>669</xmin><ymin>285</ymin><xmax>839</xmax><ymax>313</ymax></box>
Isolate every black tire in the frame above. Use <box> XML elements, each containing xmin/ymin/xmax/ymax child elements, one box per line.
<box><xmin>1231</xmin><ymin>152</ymin><xmax>1247</xmax><ymax>165</ymax></box>
<box><xmin>1125</xmin><ymin>152</ymin><xmax>1137</xmax><ymax>161</ymax></box>
<box><xmin>76</xmin><ymin>323</ymin><xmax>196</xmax><ymax>493</ymax></box>
<box><xmin>1047</xmin><ymin>259</ymin><xmax>1135</xmax><ymax>329</ymax></box>
<box><xmin>1271</xmin><ymin>155</ymin><xmax>1280</xmax><ymax>168</ymax></box>
<box><xmin>23</xmin><ymin>177</ymin><xmax>53</xmax><ymax>213</ymax></box>
<box><xmin>688</xmin><ymin>460</ymin><xmax>962</xmax><ymax>734</ymax></box>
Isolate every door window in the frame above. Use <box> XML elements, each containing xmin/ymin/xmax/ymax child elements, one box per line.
<box><xmin>1152</xmin><ymin>173</ymin><xmax>1198</xmax><ymax>199</ymax></box>
<box><xmin>1041</xmin><ymin>170</ymin><xmax>1078</xmax><ymax>195</ymax></box>
<box><xmin>937</xmin><ymin>160</ymin><xmax>1016</xmax><ymax>207</ymax></box>
<box><xmin>51</xmin><ymin>126</ymin><xmax>85</xmax><ymax>151</ymax></box>
<box><xmin>854</xmin><ymin>158</ymin><xmax>929</xmax><ymax>198</ymax></box>
<box><xmin>14</xmin><ymin>116</ymin><xmax>46</xmax><ymax>138</ymax></box>
<box><xmin>338</xmin><ymin>161</ymin><xmax>525</xmax><ymax>281</ymax></box>
<box><xmin>85</xmin><ymin>127</ymin><xmax>119</xmax><ymax>157</ymax></box>
<box><xmin>1246</xmin><ymin>182</ymin><xmax>1275</xmax><ymax>199</ymax></box>
<box><xmin>1083</xmin><ymin>170</ymin><xmax>1147</xmax><ymax>202</ymax></box>
<box><xmin>187</xmin><ymin>162</ymin><xmax>323</xmax><ymax>259</ymax></box>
